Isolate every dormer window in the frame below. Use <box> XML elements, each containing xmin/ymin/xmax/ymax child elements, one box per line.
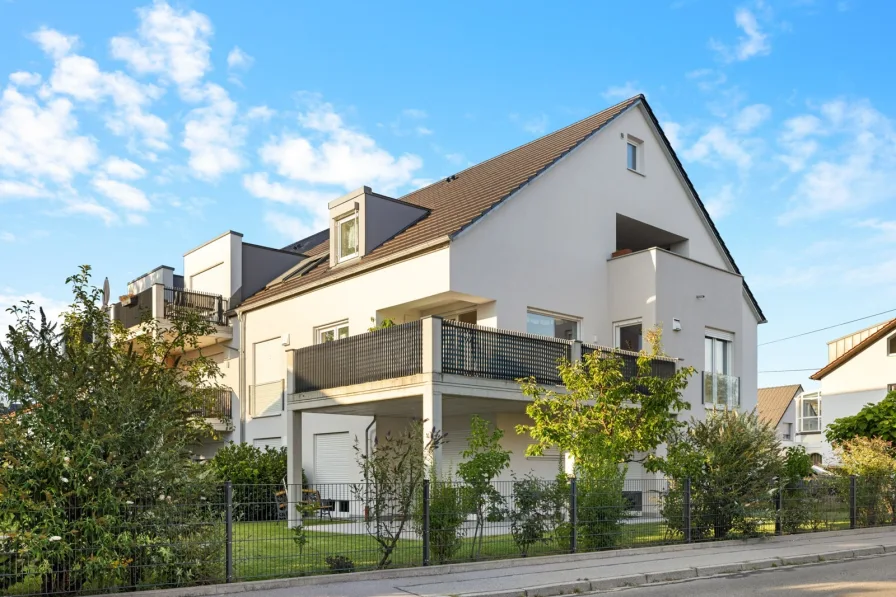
<box><xmin>336</xmin><ymin>213</ymin><xmax>359</xmax><ymax>262</ymax></box>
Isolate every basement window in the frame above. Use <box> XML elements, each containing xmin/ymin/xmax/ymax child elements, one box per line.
<box><xmin>336</xmin><ymin>213</ymin><xmax>359</xmax><ymax>262</ymax></box>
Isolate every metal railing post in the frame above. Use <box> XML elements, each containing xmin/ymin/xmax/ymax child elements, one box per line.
<box><xmin>225</xmin><ymin>481</ymin><xmax>233</xmax><ymax>583</ymax></box>
<box><xmin>850</xmin><ymin>475</ymin><xmax>857</xmax><ymax>529</ymax></box>
<box><xmin>774</xmin><ymin>478</ymin><xmax>782</xmax><ymax>536</ymax></box>
<box><xmin>569</xmin><ymin>477</ymin><xmax>578</xmax><ymax>554</ymax></box>
<box><xmin>422</xmin><ymin>480</ymin><xmax>431</xmax><ymax>566</ymax></box>
<box><xmin>683</xmin><ymin>477</ymin><xmax>692</xmax><ymax>543</ymax></box>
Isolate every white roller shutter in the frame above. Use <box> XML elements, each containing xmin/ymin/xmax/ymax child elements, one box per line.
<box><xmin>252</xmin><ymin>338</ymin><xmax>283</xmax><ymax>417</ymax></box>
<box><xmin>441</xmin><ymin>420</ymin><xmax>471</xmax><ymax>474</ymax></box>
<box><xmin>314</xmin><ymin>432</ymin><xmax>352</xmax><ymax>484</ymax></box>
<box><xmin>253</xmin><ymin>437</ymin><xmax>282</xmax><ymax>450</ymax></box>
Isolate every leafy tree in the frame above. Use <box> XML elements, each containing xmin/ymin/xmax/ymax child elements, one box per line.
<box><xmin>835</xmin><ymin>437</ymin><xmax>896</xmax><ymax>526</ymax></box>
<box><xmin>209</xmin><ymin>443</ymin><xmax>303</xmax><ymax>521</ymax></box>
<box><xmin>353</xmin><ymin>420</ymin><xmax>442</xmax><ymax>569</ymax></box>
<box><xmin>650</xmin><ymin>410</ymin><xmax>782</xmax><ymax>540</ymax></box>
<box><xmin>457</xmin><ymin>415</ymin><xmax>511</xmax><ymax>560</ymax></box>
<box><xmin>779</xmin><ymin>446</ymin><xmax>828</xmax><ymax>534</ymax></box>
<box><xmin>517</xmin><ymin>336</ymin><xmax>693</xmax><ymax>478</ymax></box>
<box><xmin>826</xmin><ymin>391</ymin><xmax>896</xmax><ymax>445</ymax></box>
<box><xmin>0</xmin><ymin>267</ymin><xmax>224</xmax><ymax>594</ymax></box>
<box><xmin>506</xmin><ymin>473</ymin><xmax>560</xmax><ymax>556</ymax></box>
<box><xmin>413</xmin><ymin>467</ymin><xmax>467</xmax><ymax>564</ymax></box>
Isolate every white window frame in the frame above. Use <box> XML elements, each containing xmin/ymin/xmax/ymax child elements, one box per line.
<box><xmin>614</xmin><ymin>318</ymin><xmax>643</xmax><ymax>352</ymax></box>
<box><xmin>782</xmin><ymin>422</ymin><xmax>793</xmax><ymax>441</ymax></box>
<box><xmin>626</xmin><ymin>134</ymin><xmax>644</xmax><ymax>175</ymax></box>
<box><xmin>315</xmin><ymin>320</ymin><xmax>349</xmax><ymax>344</ymax></box>
<box><xmin>526</xmin><ymin>308</ymin><xmax>581</xmax><ymax>340</ymax></box>
<box><xmin>799</xmin><ymin>393</ymin><xmax>822</xmax><ymax>434</ymax></box>
<box><xmin>336</xmin><ymin>212</ymin><xmax>359</xmax><ymax>263</ymax></box>
<box><xmin>704</xmin><ymin>329</ymin><xmax>735</xmax><ymax>408</ymax></box>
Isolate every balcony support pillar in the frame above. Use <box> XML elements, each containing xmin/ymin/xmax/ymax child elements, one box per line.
<box><xmin>422</xmin><ymin>316</ymin><xmax>442</xmax><ymax>375</ymax></box>
<box><xmin>151</xmin><ymin>283</ymin><xmax>165</xmax><ymax>321</ymax></box>
<box><xmin>422</xmin><ymin>386</ymin><xmax>443</xmax><ymax>474</ymax></box>
<box><xmin>286</xmin><ymin>409</ymin><xmax>303</xmax><ymax>528</ymax></box>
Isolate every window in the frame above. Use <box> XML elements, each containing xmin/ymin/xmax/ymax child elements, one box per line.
<box><xmin>626</xmin><ymin>135</ymin><xmax>644</xmax><ymax>173</ymax></box>
<box><xmin>317</xmin><ymin>322</ymin><xmax>349</xmax><ymax>343</ymax></box>
<box><xmin>336</xmin><ymin>213</ymin><xmax>359</xmax><ymax>262</ymax></box>
<box><xmin>889</xmin><ymin>335</ymin><xmax>896</xmax><ymax>356</ymax></box>
<box><xmin>627</xmin><ymin>142</ymin><xmax>638</xmax><ymax>171</ymax></box>
<box><xmin>782</xmin><ymin>422</ymin><xmax>793</xmax><ymax>441</ymax></box>
<box><xmin>888</xmin><ymin>383</ymin><xmax>896</xmax><ymax>393</ymax></box>
<box><xmin>810</xmin><ymin>453</ymin><xmax>823</xmax><ymax>467</ymax></box>
<box><xmin>703</xmin><ymin>331</ymin><xmax>737</xmax><ymax>407</ymax></box>
<box><xmin>526</xmin><ymin>310</ymin><xmax>579</xmax><ymax>340</ymax></box>
<box><xmin>800</xmin><ymin>394</ymin><xmax>822</xmax><ymax>433</ymax></box>
<box><xmin>614</xmin><ymin>320</ymin><xmax>643</xmax><ymax>351</ymax></box>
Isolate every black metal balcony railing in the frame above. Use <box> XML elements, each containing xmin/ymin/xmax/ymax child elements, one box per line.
<box><xmin>582</xmin><ymin>344</ymin><xmax>677</xmax><ymax>379</ymax></box>
<box><xmin>115</xmin><ymin>287</ymin><xmax>154</xmax><ymax>328</ymax></box>
<box><xmin>702</xmin><ymin>371</ymin><xmax>741</xmax><ymax>408</ymax></box>
<box><xmin>294</xmin><ymin>320</ymin><xmax>423</xmax><ymax>392</ymax></box>
<box><xmin>194</xmin><ymin>386</ymin><xmax>232</xmax><ymax>419</ymax></box>
<box><xmin>441</xmin><ymin>321</ymin><xmax>571</xmax><ymax>385</ymax></box>
<box><xmin>164</xmin><ymin>287</ymin><xmax>228</xmax><ymax>326</ymax></box>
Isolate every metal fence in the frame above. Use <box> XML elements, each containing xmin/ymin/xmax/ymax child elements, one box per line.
<box><xmin>2</xmin><ymin>476</ymin><xmax>892</xmax><ymax>595</ymax></box>
<box><xmin>163</xmin><ymin>287</ymin><xmax>228</xmax><ymax>326</ymax></box>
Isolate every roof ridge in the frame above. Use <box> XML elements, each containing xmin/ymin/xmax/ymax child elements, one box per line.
<box><xmin>812</xmin><ymin>318</ymin><xmax>896</xmax><ymax>380</ymax></box>
<box><xmin>397</xmin><ymin>95</ymin><xmax>643</xmax><ymax>204</ymax></box>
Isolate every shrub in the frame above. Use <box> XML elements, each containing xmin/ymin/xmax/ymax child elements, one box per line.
<box><xmin>325</xmin><ymin>555</ymin><xmax>355</xmax><ymax>573</ymax></box>
<box><xmin>835</xmin><ymin>437</ymin><xmax>896</xmax><ymax>526</ymax></box>
<box><xmin>779</xmin><ymin>446</ymin><xmax>828</xmax><ymax>534</ymax></box>
<box><xmin>414</xmin><ymin>469</ymin><xmax>467</xmax><ymax>564</ymax></box>
<box><xmin>507</xmin><ymin>473</ymin><xmax>562</xmax><ymax>556</ymax></box>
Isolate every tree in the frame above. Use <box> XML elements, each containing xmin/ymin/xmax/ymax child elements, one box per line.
<box><xmin>353</xmin><ymin>420</ymin><xmax>442</xmax><ymax>569</ymax></box>
<box><xmin>650</xmin><ymin>410</ymin><xmax>782</xmax><ymax>540</ymax></box>
<box><xmin>517</xmin><ymin>335</ymin><xmax>693</xmax><ymax>477</ymax></box>
<box><xmin>457</xmin><ymin>415</ymin><xmax>511</xmax><ymax>560</ymax></box>
<box><xmin>413</xmin><ymin>466</ymin><xmax>466</xmax><ymax>564</ymax></box>
<box><xmin>826</xmin><ymin>391</ymin><xmax>896</xmax><ymax>445</ymax></box>
<box><xmin>0</xmin><ymin>267</ymin><xmax>224</xmax><ymax>594</ymax></box>
<box><xmin>835</xmin><ymin>437</ymin><xmax>896</xmax><ymax>526</ymax></box>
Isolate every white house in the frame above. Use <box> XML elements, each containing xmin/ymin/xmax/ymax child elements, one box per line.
<box><xmin>757</xmin><ymin>384</ymin><xmax>801</xmax><ymax>446</ymax></box>
<box><xmin>232</xmin><ymin>94</ymin><xmax>766</xmax><ymax>503</ymax></box>
<box><xmin>795</xmin><ymin>318</ymin><xmax>896</xmax><ymax>464</ymax></box>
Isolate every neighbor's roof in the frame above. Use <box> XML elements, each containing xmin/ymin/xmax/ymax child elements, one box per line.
<box><xmin>757</xmin><ymin>384</ymin><xmax>803</xmax><ymax>427</ymax></box>
<box><xmin>811</xmin><ymin>318</ymin><xmax>896</xmax><ymax>380</ymax></box>
<box><xmin>241</xmin><ymin>95</ymin><xmax>765</xmax><ymax>321</ymax></box>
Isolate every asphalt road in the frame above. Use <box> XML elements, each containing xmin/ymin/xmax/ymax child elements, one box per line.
<box><xmin>611</xmin><ymin>553</ymin><xmax>896</xmax><ymax>596</ymax></box>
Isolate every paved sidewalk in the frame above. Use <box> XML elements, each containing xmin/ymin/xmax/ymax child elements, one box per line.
<box><xmin>140</xmin><ymin>527</ymin><xmax>896</xmax><ymax>597</ymax></box>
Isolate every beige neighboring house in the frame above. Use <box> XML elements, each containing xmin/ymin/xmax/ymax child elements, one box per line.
<box><xmin>757</xmin><ymin>384</ymin><xmax>802</xmax><ymax>446</ymax></box>
<box><xmin>793</xmin><ymin>318</ymin><xmax>896</xmax><ymax>464</ymax></box>
<box><xmin>231</xmin><ymin>94</ymin><xmax>766</xmax><ymax>513</ymax></box>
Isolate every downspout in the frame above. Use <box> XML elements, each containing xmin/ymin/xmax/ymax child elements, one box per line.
<box><xmin>364</xmin><ymin>417</ymin><xmax>376</xmax><ymax>521</ymax></box>
<box><xmin>239</xmin><ymin>311</ymin><xmax>247</xmax><ymax>443</ymax></box>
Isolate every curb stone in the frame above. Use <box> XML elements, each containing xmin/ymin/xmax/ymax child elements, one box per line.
<box><xmin>740</xmin><ymin>557</ymin><xmax>783</xmax><ymax>570</ymax></box>
<box><xmin>587</xmin><ymin>574</ymin><xmax>648</xmax><ymax>592</ymax></box>
<box><xmin>644</xmin><ymin>568</ymin><xmax>697</xmax><ymax>583</ymax></box>
<box><xmin>694</xmin><ymin>562</ymin><xmax>744</xmax><ymax>576</ymax></box>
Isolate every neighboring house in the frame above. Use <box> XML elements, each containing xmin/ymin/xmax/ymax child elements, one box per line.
<box><xmin>108</xmin><ymin>230</ymin><xmax>373</xmax><ymax>459</ymax></box>
<box><xmin>757</xmin><ymin>384</ymin><xmax>801</xmax><ymax>446</ymax></box>
<box><xmin>795</xmin><ymin>318</ymin><xmax>896</xmax><ymax>464</ymax></box>
<box><xmin>232</xmin><ymin>94</ymin><xmax>766</xmax><ymax>504</ymax></box>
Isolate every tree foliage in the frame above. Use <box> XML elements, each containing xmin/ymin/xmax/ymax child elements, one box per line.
<box><xmin>0</xmin><ymin>267</ymin><xmax>224</xmax><ymax>594</ymax></box>
<box><xmin>649</xmin><ymin>409</ymin><xmax>782</xmax><ymax>540</ymax></box>
<box><xmin>826</xmin><ymin>391</ymin><xmax>896</xmax><ymax>445</ymax></box>
<box><xmin>835</xmin><ymin>437</ymin><xmax>896</xmax><ymax>526</ymax></box>
<box><xmin>353</xmin><ymin>420</ymin><xmax>442</xmax><ymax>569</ymax></box>
<box><xmin>517</xmin><ymin>335</ymin><xmax>693</xmax><ymax>477</ymax></box>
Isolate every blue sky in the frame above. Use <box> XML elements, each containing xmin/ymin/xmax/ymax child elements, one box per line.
<box><xmin>1</xmin><ymin>0</ymin><xmax>894</xmax><ymax>390</ymax></box>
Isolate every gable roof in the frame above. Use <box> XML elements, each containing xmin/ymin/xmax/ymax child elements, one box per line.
<box><xmin>757</xmin><ymin>384</ymin><xmax>803</xmax><ymax>427</ymax></box>
<box><xmin>241</xmin><ymin>95</ymin><xmax>764</xmax><ymax>321</ymax></box>
<box><xmin>811</xmin><ymin>318</ymin><xmax>896</xmax><ymax>380</ymax></box>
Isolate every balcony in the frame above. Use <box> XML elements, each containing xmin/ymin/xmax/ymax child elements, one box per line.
<box><xmin>193</xmin><ymin>387</ymin><xmax>233</xmax><ymax>429</ymax></box>
<box><xmin>292</xmin><ymin>318</ymin><xmax>677</xmax><ymax>395</ymax></box>
<box><xmin>110</xmin><ymin>284</ymin><xmax>231</xmax><ymax>349</ymax></box>
<box><xmin>702</xmin><ymin>371</ymin><xmax>740</xmax><ymax>408</ymax></box>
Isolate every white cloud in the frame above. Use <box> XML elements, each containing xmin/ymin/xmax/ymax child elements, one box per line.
<box><xmin>61</xmin><ymin>200</ymin><xmax>118</xmax><ymax>225</ymax></box>
<box><xmin>102</xmin><ymin>157</ymin><xmax>146</xmax><ymax>180</ymax></box>
<box><xmin>704</xmin><ymin>184</ymin><xmax>736</xmax><ymax>219</ymax></box>
<box><xmin>263</xmin><ymin>211</ymin><xmax>324</xmax><ymax>242</ymax></box>
<box><xmin>686</xmin><ymin>69</ymin><xmax>727</xmax><ymax>91</ymax></box>
<box><xmin>855</xmin><ymin>218</ymin><xmax>896</xmax><ymax>235</ymax></box>
<box><xmin>510</xmin><ymin>113</ymin><xmax>549</xmax><ymax>136</ymax></box>
<box><xmin>9</xmin><ymin>72</ymin><xmax>42</xmax><ymax>87</ymax></box>
<box><xmin>778</xmin><ymin>99</ymin><xmax>896</xmax><ymax>223</ymax></box>
<box><xmin>0</xmin><ymin>86</ymin><xmax>98</xmax><ymax>182</ymax></box>
<box><xmin>258</xmin><ymin>100</ymin><xmax>422</xmax><ymax>193</ymax></box>
<box><xmin>683</xmin><ymin>126</ymin><xmax>753</xmax><ymax>171</ymax></box>
<box><xmin>183</xmin><ymin>84</ymin><xmax>244</xmax><ymax>179</ymax></box>
<box><xmin>247</xmin><ymin>105</ymin><xmax>275</xmax><ymax>121</ymax></box>
<box><xmin>0</xmin><ymin>231</ymin><xmax>14</xmax><ymax>242</ymax></box>
<box><xmin>402</xmin><ymin>109</ymin><xmax>427</xmax><ymax>119</ymax></box>
<box><xmin>0</xmin><ymin>179</ymin><xmax>51</xmax><ymax>199</ymax></box>
<box><xmin>602</xmin><ymin>82</ymin><xmax>641</xmax><ymax>101</ymax></box>
<box><xmin>243</xmin><ymin>172</ymin><xmax>331</xmax><ymax>208</ymax></box>
<box><xmin>0</xmin><ymin>291</ymin><xmax>69</xmax><ymax>333</ymax></box>
<box><xmin>710</xmin><ymin>8</ymin><xmax>771</xmax><ymax>62</ymax></box>
<box><xmin>661</xmin><ymin>121</ymin><xmax>684</xmax><ymax>152</ymax></box>
<box><xmin>110</xmin><ymin>0</ymin><xmax>213</xmax><ymax>100</ymax></box>
<box><xmin>91</xmin><ymin>176</ymin><xmax>151</xmax><ymax>211</ymax></box>
<box><xmin>30</xmin><ymin>27</ymin><xmax>78</xmax><ymax>60</ymax></box>
<box><xmin>778</xmin><ymin>114</ymin><xmax>823</xmax><ymax>172</ymax></box>
<box><xmin>733</xmin><ymin>103</ymin><xmax>771</xmax><ymax>132</ymax></box>
<box><xmin>227</xmin><ymin>46</ymin><xmax>253</xmax><ymax>70</ymax></box>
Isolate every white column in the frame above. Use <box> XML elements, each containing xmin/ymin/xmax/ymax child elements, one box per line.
<box><xmin>286</xmin><ymin>409</ymin><xmax>303</xmax><ymax>528</ymax></box>
<box><xmin>422</xmin><ymin>386</ymin><xmax>443</xmax><ymax>474</ymax></box>
<box><xmin>151</xmin><ymin>283</ymin><xmax>165</xmax><ymax>320</ymax></box>
<box><xmin>422</xmin><ymin>316</ymin><xmax>442</xmax><ymax>375</ymax></box>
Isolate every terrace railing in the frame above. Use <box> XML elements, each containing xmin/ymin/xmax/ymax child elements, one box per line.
<box><xmin>164</xmin><ymin>287</ymin><xmax>228</xmax><ymax>326</ymax></box>
<box><xmin>702</xmin><ymin>371</ymin><xmax>741</xmax><ymax>408</ymax></box>
<box><xmin>193</xmin><ymin>386</ymin><xmax>232</xmax><ymax>420</ymax></box>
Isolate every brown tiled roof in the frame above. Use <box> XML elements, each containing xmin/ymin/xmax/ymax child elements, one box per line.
<box><xmin>811</xmin><ymin>318</ymin><xmax>896</xmax><ymax>380</ymax></box>
<box><xmin>757</xmin><ymin>384</ymin><xmax>802</xmax><ymax>427</ymax></box>
<box><xmin>241</xmin><ymin>95</ymin><xmax>764</xmax><ymax>320</ymax></box>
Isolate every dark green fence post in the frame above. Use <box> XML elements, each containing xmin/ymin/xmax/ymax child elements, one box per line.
<box><xmin>683</xmin><ymin>477</ymin><xmax>692</xmax><ymax>543</ymax></box>
<box><xmin>422</xmin><ymin>480</ymin><xmax>431</xmax><ymax>566</ymax></box>
<box><xmin>849</xmin><ymin>475</ymin><xmax>857</xmax><ymax>529</ymax></box>
<box><xmin>225</xmin><ymin>481</ymin><xmax>233</xmax><ymax>582</ymax></box>
<box><xmin>569</xmin><ymin>477</ymin><xmax>578</xmax><ymax>554</ymax></box>
<box><xmin>774</xmin><ymin>478</ymin><xmax>782</xmax><ymax>536</ymax></box>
